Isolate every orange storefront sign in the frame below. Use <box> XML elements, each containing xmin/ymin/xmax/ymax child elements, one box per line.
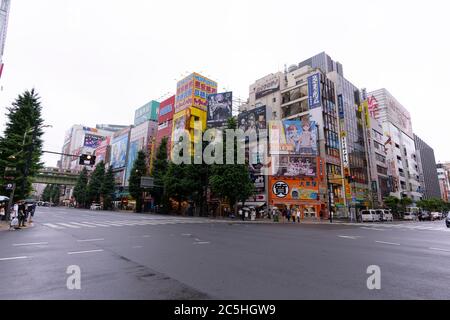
<box><xmin>269</xmin><ymin>177</ymin><xmax>319</xmax><ymax>204</ymax></box>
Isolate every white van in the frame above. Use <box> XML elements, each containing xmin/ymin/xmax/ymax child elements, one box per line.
<box><xmin>360</xmin><ymin>209</ymin><xmax>380</xmax><ymax>222</ymax></box>
<box><xmin>377</xmin><ymin>209</ymin><xmax>393</xmax><ymax>222</ymax></box>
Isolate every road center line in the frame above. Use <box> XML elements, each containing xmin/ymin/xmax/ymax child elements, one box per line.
<box><xmin>429</xmin><ymin>247</ymin><xmax>450</xmax><ymax>253</ymax></box>
<box><xmin>194</xmin><ymin>242</ymin><xmax>210</xmax><ymax>245</ymax></box>
<box><xmin>361</xmin><ymin>227</ymin><xmax>385</xmax><ymax>231</ymax></box>
<box><xmin>67</xmin><ymin>249</ymin><xmax>104</xmax><ymax>255</ymax></box>
<box><xmin>77</xmin><ymin>238</ymin><xmax>104</xmax><ymax>242</ymax></box>
<box><xmin>375</xmin><ymin>241</ymin><xmax>401</xmax><ymax>246</ymax></box>
<box><xmin>0</xmin><ymin>256</ymin><xmax>28</xmax><ymax>261</ymax></box>
<box><xmin>13</xmin><ymin>242</ymin><xmax>48</xmax><ymax>247</ymax></box>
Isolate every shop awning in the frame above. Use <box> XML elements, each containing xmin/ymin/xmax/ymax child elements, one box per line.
<box><xmin>238</xmin><ymin>201</ymin><xmax>266</xmax><ymax>207</ymax></box>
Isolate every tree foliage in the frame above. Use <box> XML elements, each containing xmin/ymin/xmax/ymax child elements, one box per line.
<box><xmin>128</xmin><ymin>150</ymin><xmax>147</xmax><ymax>213</ymax></box>
<box><xmin>73</xmin><ymin>167</ymin><xmax>89</xmax><ymax>208</ymax></box>
<box><xmin>87</xmin><ymin>161</ymin><xmax>105</xmax><ymax>204</ymax></box>
<box><xmin>0</xmin><ymin>89</ymin><xmax>45</xmax><ymax>200</ymax></box>
<box><xmin>152</xmin><ymin>137</ymin><xmax>169</xmax><ymax>206</ymax></box>
<box><xmin>101</xmin><ymin>166</ymin><xmax>115</xmax><ymax>210</ymax></box>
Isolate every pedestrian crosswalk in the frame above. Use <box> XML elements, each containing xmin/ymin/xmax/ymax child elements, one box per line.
<box><xmin>341</xmin><ymin>222</ymin><xmax>450</xmax><ymax>233</ymax></box>
<box><xmin>41</xmin><ymin>218</ymin><xmax>223</xmax><ymax>230</ymax></box>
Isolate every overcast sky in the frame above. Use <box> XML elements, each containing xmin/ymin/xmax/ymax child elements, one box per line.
<box><xmin>0</xmin><ymin>0</ymin><xmax>449</xmax><ymax>166</ymax></box>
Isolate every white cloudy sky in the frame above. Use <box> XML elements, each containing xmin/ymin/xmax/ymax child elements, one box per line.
<box><xmin>0</xmin><ymin>0</ymin><xmax>449</xmax><ymax>166</ymax></box>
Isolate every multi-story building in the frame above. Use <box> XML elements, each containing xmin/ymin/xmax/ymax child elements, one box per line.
<box><xmin>0</xmin><ymin>0</ymin><xmax>11</xmax><ymax>78</ymax></box>
<box><xmin>366</xmin><ymin>115</ymin><xmax>390</xmax><ymax>207</ymax></box>
<box><xmin>60</xmin><ymin>125</ymin><xmax>115</xmax><ymax>171</ymax></box>
<box><xmin>298</xmin><ymin>52</ymin><xmax>371</xmax><ymax>218</ymax></box>
<box><xmin>95</xmin><ymin>124</ymin><xmax>129</xmax><ymax>133</ymax></box>
<box><xmin>245</xmin><ymin>65</ymin><xmax>341</xmax><ymax>219</ymax></box>
<box><xmin>134</xmin><ymin>100</ymin><xmax>160</xmax><ymax>126</ymax></box>
<box><xmin>367</xmin><ymin>89</ymin><xmax>422</xmax><ymax>202</ymax></box>
<box><xmin>172</xmin><ymin>73</ymin><xmax>217</xmax><ymax>158</ymax></box>
<box><xmin>437</xmin><ymin>163</ymin><xmax>449</xmax><ymax>202</ymax></box>
<box><xmin>156</xmin><ymin>95</ymin><xmax>175</xmax><ymax>156</ymax></box>
<box><xmin>414</xmin><ymin>135</ymin><xmax>441</xmax><ymax>199</ymax></box>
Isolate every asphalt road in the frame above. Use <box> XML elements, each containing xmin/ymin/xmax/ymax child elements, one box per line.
<box><xmin>0</xmin><ymin>206</ymin><xmax>449</xmax><ymax>300</ymax></box>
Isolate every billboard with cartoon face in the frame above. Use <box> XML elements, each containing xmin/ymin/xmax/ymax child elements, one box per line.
<box><xmin>269</xmin><ymin>117</ymin><xmax>318</xmax><ymax>155</ymax></box>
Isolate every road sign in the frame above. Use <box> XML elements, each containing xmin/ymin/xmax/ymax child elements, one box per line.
<box><xmin>140</xmin><ymin>177</ymin><xmax>154</xmax><ymax>188</ymax></box>
<box><xmin>5</xmin><ymin>183</ymin><xmax>15</xmax><ymax>191</ymax></box>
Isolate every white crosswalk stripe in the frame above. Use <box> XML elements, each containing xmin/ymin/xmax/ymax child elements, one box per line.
<box><xmin>41</xmin><ymin>218</ymin><xmax>217</xmax><ymax>230</ymax></box>
<box><xmin>341</xmin><ymin>222</ymin><xmax>447</xmax><ymax>232</ymax></box>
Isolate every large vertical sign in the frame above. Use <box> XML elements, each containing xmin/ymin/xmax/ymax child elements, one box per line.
<box><xmin>307</xmin><ymin>73</ymin><xmax>321</xmax><ymax>109</ymax></box>
<box><xmin>207</xmin><ymin>92</ymin><xmax>233</xmax><ymax>128</ymax></box>
<box><xmin>341</xmin><ymin>133</ymin><xmax>349</xmax><ymax>168</ymax></box>
<box><xmin>338</xmin><ymin>94</ymin><xmax>344</xmax><ymax>119</ymax></box>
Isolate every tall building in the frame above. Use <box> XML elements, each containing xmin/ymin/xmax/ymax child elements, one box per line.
<box><xmin>134</xmin><ymin>100</ymin><xmax>160</xmax><ymax>126</ymax></box>
<box><xmin>156</xmin><ymin>95</ymin><xmax>175</xmax><ymax>156</ymax></box>
<box><xmin>171</xmin><ymin>73</ymin><xmax>217</xmax><ymax>158</ymax></box>
<box><xmin>60</xmin><ymin>125</ymin><xmax>115</xmax><ymax>171</ymax></box>
<box><xmin>0</xmin><ymin>0</ymin><xmax>11</xmax><ymax>78</ymax></box>
<box><xmin>299</xmin><ymin>52</ymin><xmax>371</xmax><ymax>217</ymax></box>
<box><xmin>95</xmin><ymin>124</ymin><xmax>129</xmax><ymax>133</ymax></box>
<box><xmin>437</xmin><ymin>163</ymin><xmax>449</xmax><ymax>202</ymax></box>
<box><xmin>246</xmin><ymin>64</ymin><xmax>341</xmax><ymax>219</ymax></box>
<box><xmin>414</xmin><ymin>134</ymin><xmax>441</xmax><ymax>199</ymax></box>
<box><xmin>367</xmin><ymin>89</ymin><xmax>422</xmax><ymax>202</ymax></box>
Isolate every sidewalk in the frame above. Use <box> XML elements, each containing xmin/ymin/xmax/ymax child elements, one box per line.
<box><xmin>0</xmin><ymin>219</ymin><xmax>35</xmax><ymax>231</ymax></box>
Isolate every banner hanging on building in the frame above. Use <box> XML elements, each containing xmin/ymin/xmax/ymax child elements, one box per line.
<box><xmin>307</xmin><ymin>73</ymin><xmax>321</xmax><ymax>109</ymax></box>
<box><xmin>207</xmin><ymin>92</ymin><xmax>232</xmax><ymax>128</ymax></box>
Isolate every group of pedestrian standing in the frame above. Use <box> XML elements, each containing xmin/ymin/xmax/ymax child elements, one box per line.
<box><xmin>10</xmin><ymin>201</ymin><xmax>36</xmax><ymax>229</ymax></box>
<box><xmin>281</xmin><ymin>206</ymin><xmax>301</xmax><ymax>223</ymax></box>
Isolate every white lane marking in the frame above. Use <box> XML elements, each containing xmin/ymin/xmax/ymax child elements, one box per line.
<box><xmin>361</xmin><ymin>227</ymin><xmax>385</xmax><ymax>231</ymax></box>
<box><xmin>69</xmin><ymin>222</ymin><xmax>96</xmax><ymax>228</ymax></box>
<box><xmin>0</xmin><ymin>256</ymin><xmax>29</xmax><ymax>261</ymax></box>
<box><xmin>182</xmin><ymin>234</ymin><xmax>192</xmax><ymax>236</ymax></box>
<box><xmin>194</xmin><ymin>242</ymin><xmax>210</xmax><ymax>245</ymax></box>
<box><xmin>143</xmin><ymin>235</ymin><xmax>151</xmax><ymax>238</ymax></box>
<box><xmin>338</xmin><ymin>235</ymin><xmax>358</xmax><ymax>239</ymax></box>
<box><xmin>81</xmin><ymin>222</ymin><xmax>111</xmax><ymax>227</ymax></box>
<box><xmin>98</xmin><ymin>221</ymin><xmax>125</xmax><ymax>226</ymax></box>
<box><xmin>429</xmin><ymin>247</ymin><xmax>450</xmax><ymax>253</ymax></box>
<box><xmin>43</xmin><ymin>223</ymin><xmax>65</xmax><ymax>229</ymax></box>
<box><xmin>13</xmin><ymin>242</ymin><xmax>48</xmax><ymax>247</ymax></box>
<box><xmin>57</xmin><ymin>223</ymin><xmax>81</xmax><ymax>229</ymax></box>
<box><xmin>67</xmin><ymin>249</ymin><xmax>104</xmax><ymax>255</ymax></box>
<box><xmin>77</xmin><ymin>238</ymin><xmax>104</xmax><ymax>242</ymax></box>
<box><xmin>132</xmin><ymin>246</ymin><xmax>143</xmax><ymax>249</ymax></box>
<box><xmin>375</xmin><ymin>241</ymin><xmax>401</xmax><ymax>246</ymax></box>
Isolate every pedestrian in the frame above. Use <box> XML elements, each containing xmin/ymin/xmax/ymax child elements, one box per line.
<box><xmin>297</xmin><ymin>208</ymin><xmax>301</xmax><ymax>223</ymax></box>
<box><xmin>18</xmin><ymin>201</ymin><xmax>26</xmax><ymax>227</ymax></box>
<box><xmin>286</xmin><ymin>207</ymin><xmax>291</xmax><ymax>223</ymax></box>
<box><xmin>28</xmin><ymin>202</ymin><xmax>36</xmax><ymax>223</ymax></box>
<box><xmin>239</xmin><ymin>208</ymin><xmax>244</xmax><ymax>221</ymax></box>
<box><xmin>244</xmin><ymin>209</ymin><xmax>249</xmax><ymax>221</ymax></box>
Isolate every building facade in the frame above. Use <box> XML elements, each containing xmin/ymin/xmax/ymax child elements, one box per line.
<box><xmin>368</xmin><ymin>89</ymin><xmax>422</xmax><ymax>202</ymax></box>
<box><xmin>156</xmin><ymin>95</ymin><xmax>175</xmax><ymax>156</ymax></box>
<box><xmin>0</xmin><ymin>0</ymin><xmax>11</xmax><ymax>78</ymax></box>
<box><xmin>414</xmin><ymin>134</ymin><xmax>441</xmax><ymax>199</ymax></box>
<box><xmin>134</xmin><ymin>100</ymin><xmax>160</xmax><ymax>126</ymax></box>
<box><xmin>437</xmin><ymin>163</ymin><xmax>449</xmax><ymax>202</ymax></box>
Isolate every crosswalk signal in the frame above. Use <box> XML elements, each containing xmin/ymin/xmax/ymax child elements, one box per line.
<box><xmin>79</xmin><ymin>154</ymin><xmax>96</xmax><ymax>166</ymax></box>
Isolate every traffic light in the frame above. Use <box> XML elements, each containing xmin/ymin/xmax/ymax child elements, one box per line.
<box><xmin>79</xmin><ymin>154</ymin><xmax>96</xmax><ymax>166</ymax></box>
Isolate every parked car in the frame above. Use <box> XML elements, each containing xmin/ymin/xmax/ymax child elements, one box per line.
<box><xmin>360</xmin><ymin>209</ymin><xmax>380</xmax><ymax>222</ymax></box>
<box><xmin>418</xmin><ymin>211</ymin><xmax>431</xmax><ymax>221</ymax></box>
<box><xmin>430</xmin><ymin>212</ymin><xmax>443</xmax><ymax>221</ymax></box>
<box><xmin>446</xmin><ymin>214</ymin><xmax>450</xmax><ymax>228</ymax></box>
<box><xmin>376</xmin><ymin>209</ymin><xmax>393</xmax><ymax>222</ymax></box>
<box><xmin>403</xmin><ymin>212</ymin><xmax>418</xmax><ymax>221</ymax></box>
<box><xmin>90</xmin><ymin>203</ymin><xmax>102</xmax><ymax>210</ymax></box>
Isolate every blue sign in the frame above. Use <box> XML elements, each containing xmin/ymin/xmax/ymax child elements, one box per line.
<box><xmin>338</xmin><ymin>94</ymin><xmax>344</xmax><ymax>119</ymax></box>
<box><xmin>159</xmin><ymin>104</ymin><xmax>172</xmax><ymax>116</ymax></box>
<box><xmin>307</xmin><ymin>73</ymin><xmax>321</xmax><ymax>109</ymax></box>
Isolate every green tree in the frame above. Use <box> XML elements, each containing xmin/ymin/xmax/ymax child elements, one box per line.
<box><xmin>152</xmin><ymin>137</ymin><xmax>169</xmax><ymax>207</ymax></box>
<box><xmin>42</xmin><ymin>184</ymin><xmax>52</xmax><ymax>202</ymax></box>
<box><xmin>129</xmin><ymin>150</ymin><xmax>147</xmax><ymax>213</ymax></box>
<box><xmin>87</xmin><ymin>161</ymin><xmax>105</xmax><ymax>205</ymax></box>
<box><xmin>101</xmin><ymin>167</ymin><xmax>115</xmax><ymax>210</ymax></box>
<box><xmin>73</xmin><ymin>167</ymin><xmax>89</xmax><ymax>208</ymax></box>
<box><xmin>399</xmin><ymin>197</ymin><xmax>413</xmax><ymax>212</ymax></box>
<box><xmin>51</xmin><ymin>185</ymin><xmax>60</xmax><ymax>205</ymax></box>
<box><xmin>0</xmin><ymin>89</ymin><xmax>45</xmax><ymax>200</ymax></box>
<box><xmin>163</xmin><ymin>162</ymin><xmax>190</xmax><ymax>214</ymax></box>
<box><xmin>209</xmin><ymin>118</ymin><xmax>254</xmax><ymax>214</ymax></box>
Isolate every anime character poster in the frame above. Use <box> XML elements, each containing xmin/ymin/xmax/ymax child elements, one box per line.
<box><xmin>207</xmin><ymin>92</ymin><xmax>232</xmax><ymax>128</ymax></box>
<box><xmin>282</xmin><ymin>117</ymin><xmax>318</xmax><ymax>155</ymax></box>
<box><xmin>275</xmin><ymin>156</ymin><xmax>317</xmax><ymax>177</ymax></box>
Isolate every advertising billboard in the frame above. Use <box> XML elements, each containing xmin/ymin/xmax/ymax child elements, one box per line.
<box><xmin>110</xmin><ymin>134</ymin><xmax>129</xmax><ymax>169</ymax></box>
<box><xmin>269</xmin><ymin>117</ymin><xmax>318</xmax><ymax>155</ymax></box>
<box><xmin>237</xmin><ymin>105</ymin><xmax>267</xmax><ymax>136</ymax></box>
<box><xmin>175</xmin><ymin>73</ymin><xmax>217</xmax><ymax>114</ymax></box>
<box><xmin>270</xmin><ymin>178</ymin><xmax>319</xmax><ymax>201</ymax></box>
<box><xmin>84</xmin><ymin>134</ymin><xmax>105</xmax><ymax>149</ymax></box>
<box><xmin>273</xmin><ymin>156</ymin><xmax>317</xmax><ymax>177</ymax></box>
<box><xmin>207</xmin><ymin>92</ymin><xmax>232</xmax><ymax>128</ymax></box>
<box><xmin>124</xmin><ymin>140</ymin><xmax>139</xmax><ymax>186</ymax></box>
<box><xmin>158</xmin><ymin>95</ymin><xmax>175</xmax><ymax>124</ymax></box>
<box><xmin>172</xmin><ymin>112</ymin><xmax>188</xmax><ymax>146</ymax></box>
<box><xmin>255</xmin><ymin>74</ymin><xmax>280</xmax><ymax>99</ymax></box>
<box><xmin>307</xmin><ymin>73</ymin><xmax>321</xmax><ymax>109</ymax></box>
<box><xmin>94</xmin><ymin>137</ymin><xmax>110</xmax><ymax>167</ymax></box>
